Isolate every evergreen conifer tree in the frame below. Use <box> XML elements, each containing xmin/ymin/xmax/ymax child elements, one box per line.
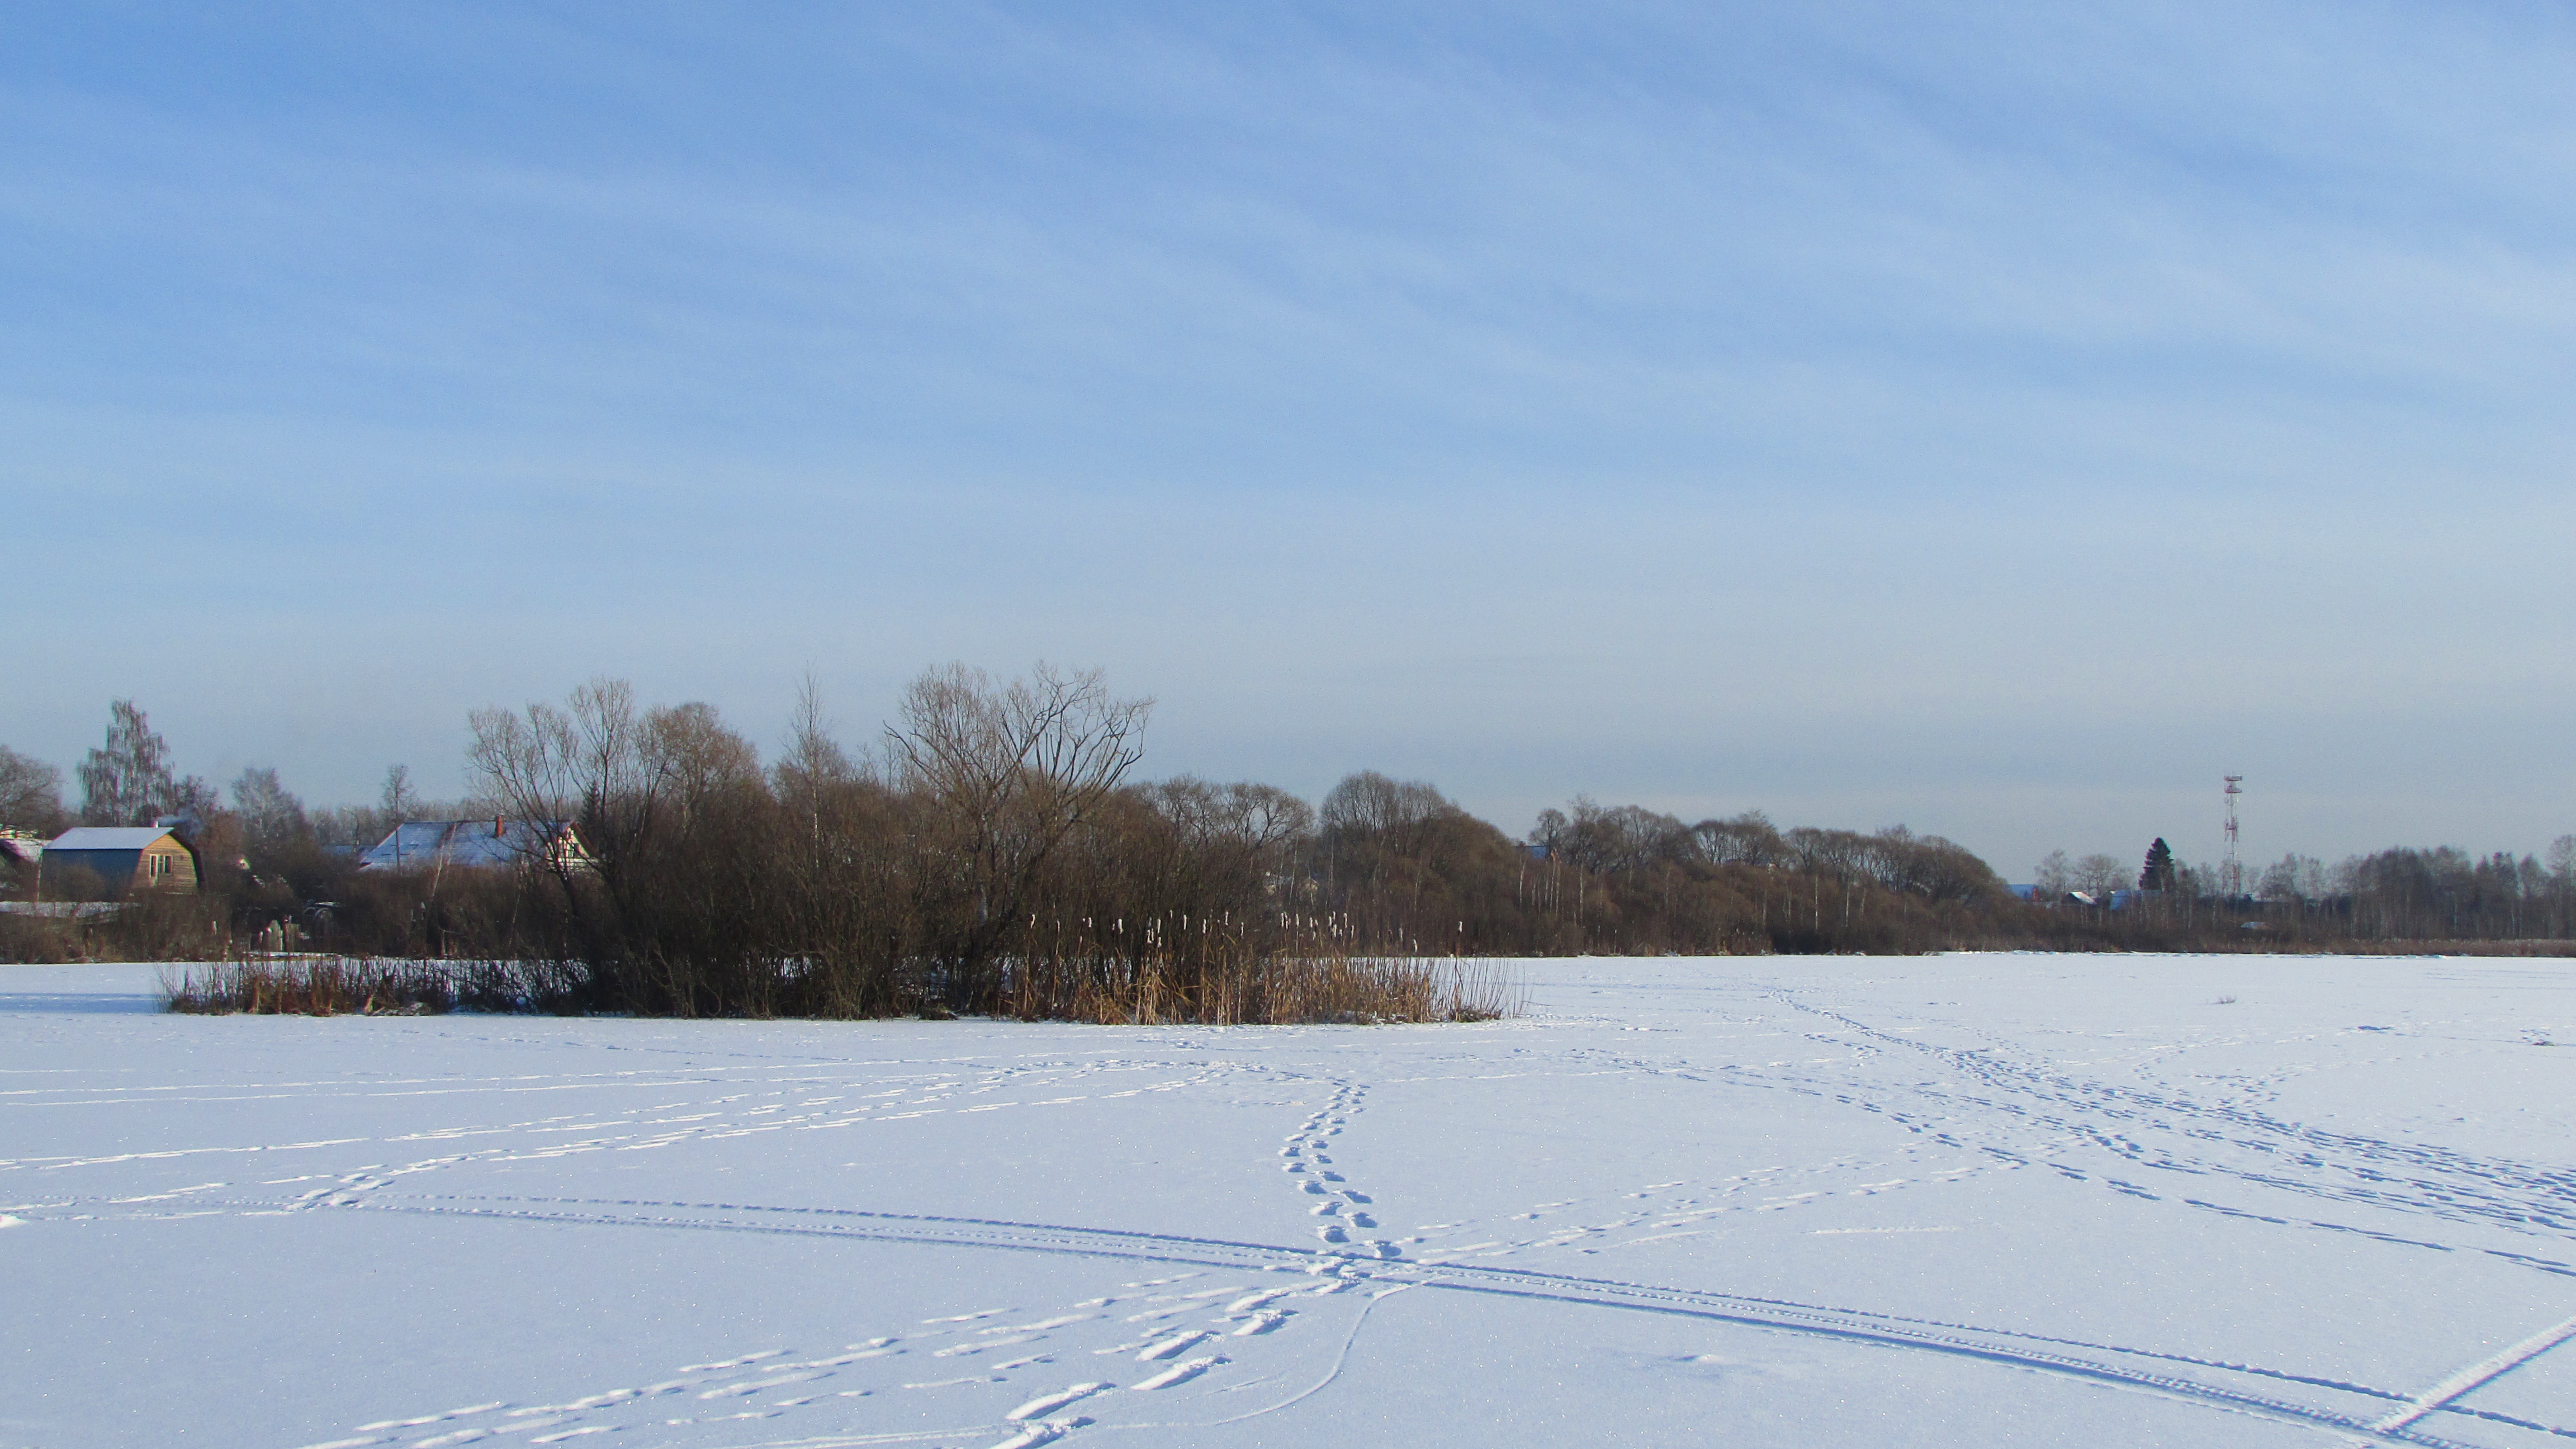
<box><xmin>2140</xmin><ymin>837</ymin><xmax>2176</xmax><ymax>892</ymax></box>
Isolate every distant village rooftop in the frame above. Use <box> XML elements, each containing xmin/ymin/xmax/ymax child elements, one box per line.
<box><xmin>359</xmin><ymin>819</ymin><xmax>587</xmax><ymax>873</ymax></box>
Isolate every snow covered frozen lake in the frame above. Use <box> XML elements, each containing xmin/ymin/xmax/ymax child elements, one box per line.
<box><xmin>4</xmin><ymin>954</ymin><xmax>2573</xmax><ymax>1449</ymax></box>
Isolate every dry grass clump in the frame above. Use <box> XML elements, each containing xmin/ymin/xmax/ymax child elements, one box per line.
<box><xmin>2326</xmin><ymin>939</ymin><xmax>2576</xmax><ymax>958</ymax></box>
<box><xmin>160</xmin><ymin>946</ymin><xmax>1522</xmax><ymax>1026</ymax></box>
<box><xmin>1000</xmin><ymin>948</ymin><xmax>1522</xmax><ymax>1026</ymax></box>
<box><xmin>160</xmin><ymin>956</ymin><xmax>573</xmax><ymax>1016</ymax></box>
<box><xmin>1439</xmin><ymin>956</ymin><xmax>1526</xmax><ymax>1022</ymax></box>
<box><xmin>165</xmin><ymin>958</ymin><xmax>449</xmax><ymax>1015</ymax></box>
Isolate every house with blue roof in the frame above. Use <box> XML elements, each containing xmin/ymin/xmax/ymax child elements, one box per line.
<box><xmin>358</xmin><ymin>818</ymin><xmax>588</xmax><ymax>874</ymax></box>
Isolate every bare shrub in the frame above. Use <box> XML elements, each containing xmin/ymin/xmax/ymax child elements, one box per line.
<box><xmin>97</xmin><ymin>896</ymin><xmax>228</xmax><ymax>961</ymax></box>
<box><xmin>0</xmin><ymin>912</ymin><xmax>79</xmax><ymax>963</ymax></box>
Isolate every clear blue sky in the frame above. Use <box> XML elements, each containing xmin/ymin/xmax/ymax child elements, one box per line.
<box><xmin>7</xmin><ymin>2</ymin><xmax>2573</xmax><ymax>876</ymax></box>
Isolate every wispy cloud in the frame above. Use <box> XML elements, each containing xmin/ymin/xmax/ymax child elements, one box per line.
<box><xmin>6</xmin><ymin>2</ymin><xmax>2573</xmax><ymax>869</ymax></box>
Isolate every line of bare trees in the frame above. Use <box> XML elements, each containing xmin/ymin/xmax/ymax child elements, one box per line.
<box><xmin>1303</xmin><ymin>783</ymin><xmax>2014</xmax><ymax>958</ymax></box>
<box><xmin>2022</xmin><ymin>837</ymin><xmax>2576</xmax><ymax>948</ymax></box>
<box><xmin>264</xmin><ymin>666</ymin><xmax>2057</xmax><ymax>1011</ymax></box>
<box><xmin>2241</xmin><ymin>844</ymin><xmax>2576</xmax><ymax>943</ymax></box>
<box><xmin>17</xmin><ymin>670</ymin><xmax>2576</xmax><ymax>995</ymax></box>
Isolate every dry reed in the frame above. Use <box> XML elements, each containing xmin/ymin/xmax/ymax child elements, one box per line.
<box><xmin>997</xmin><ymin>947</ymin><xmax>1522</xmax><ymax>1026</ymax></box>
<box><xmin>160</xmin><ymin>948</ymin><xmax>1523</xmax><ymax>1025</ymax></box>
<box><xmin>160</xmin><ymin>956</ymin><xmax>572</xmax><ymax>1015</ymax></box>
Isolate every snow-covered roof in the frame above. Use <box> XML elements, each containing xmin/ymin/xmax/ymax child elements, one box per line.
<box><xmin>358</xmin><ymin>820</ymin><xmax>580</xmax><ymax>872</ymax></box>
<box><xmin>48</xmin><ymin>827</ymin><xmax>182</xmax><ymax>852</ymax></box>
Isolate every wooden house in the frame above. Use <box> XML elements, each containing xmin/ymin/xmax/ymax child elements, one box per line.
<box><xmin>40</xmin><ymin>826</ymin><xmax>200</xmax><ymax>897</ymax></box>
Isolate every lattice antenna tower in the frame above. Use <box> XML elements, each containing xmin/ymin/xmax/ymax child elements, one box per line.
<box><xmin>2222</xmin><ymin>775</ymin><xmax>2244</xmax><ymax>897</ymax></box>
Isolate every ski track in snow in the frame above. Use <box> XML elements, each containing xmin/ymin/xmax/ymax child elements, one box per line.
<box><xmin>7</xmin><ymin>959</ymin><xmax>2575</xmax><ymax>1448</ymax></box>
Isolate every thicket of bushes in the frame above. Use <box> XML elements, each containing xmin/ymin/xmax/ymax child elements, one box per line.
<box><xmin>139</xmin><ymin>668</ymin><xmax>1531</xmax><ymax>1022</ymax></box>
<box><xmin>316</xmin><ymin>669</ymin><xmax>2073</xmax><ymax>1016</ymax></box>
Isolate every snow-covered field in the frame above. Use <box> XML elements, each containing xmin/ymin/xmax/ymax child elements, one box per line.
<box><xmin>5</xmin><ymin>955</ymin><xmax>2574</xmax><ymax>1449</ymax></box>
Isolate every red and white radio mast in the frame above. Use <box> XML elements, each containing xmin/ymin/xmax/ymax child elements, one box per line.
<box><xmin>2222</xmin><ymin>775</ymin><xmax>2244</xmax><ymax>897</ymax></box>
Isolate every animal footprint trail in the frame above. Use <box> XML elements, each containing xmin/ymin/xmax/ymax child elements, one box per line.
<box><xmin>1767</xmin><ymin>990</ymin><xmax>2576</xmax><ymax>1248</ymax></box>
<box><xmin>698</xmin><ymin>1370</ymin><xmax>823</xmax><ymax>1398</ymax></box>
<box><xmin>1276</xmin><ymin>1076</ymin><xmax>1398</xmax><ymax>1261</ymax></box>
<box><xmin>353</xmin><ymin>1403</ymin><xmax>508</xmax><ymax>1433</ymax></box>
<box><xmin>297</xmin><ymin>1325</ymin><xmax>948</xmax><ymax>1449</ymax></box>
<box><xmin>321</xmin><ymin>1249</ymin><xmax>1376</xmax><ymax>1449</ymax></box>
<box><xmin>1394</xmin><ymin>1150</ymin><xmax>1983</xmax><ymax>1265</ymax></box>
<box><xmin>69</xmin><ymin>1059</ymin><xmax>1254</xmax><ymax>1213</ymax></box>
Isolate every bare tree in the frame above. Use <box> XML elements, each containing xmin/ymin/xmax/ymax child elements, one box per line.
<box><xmin>469</xmin><ymin>680</ymin><xmax>712</xmax><ymax>868</ymax></box>
<box><xmin>77</xmin><ymin>700</ymin><xmax>211</xmax><ymax>826</ymax></box>
<box><xmin>647</xmin><ymin>701</ymin><xmax>761</xmax><ymax>826</ymax></box>
<box><xmin>233</xmin><ymin>767</ymin><xmax>310</xmax><ymax>861</ymax></box>
<box><xmin>776</xmin><ymin>673</ymin><xmax>856</xmax><ymax>809</ymax></box>
<box><xmin>2255</xmin><ymin>853</ymin><xmax>2327</xmax><ymax>902</ymax></box>
<box><xmin>1693</xmin><ymin>811</ymin><xmax>1787</xmax><ymax>868</ymax></box>
<box><xmin>2547</xmin><ymin>836</ymin><xmax>2576</xmax><ymax>936</ymax></box>
<box><xmin>771</xmin><ymin>674</ymin><xmax>860</xmax><ymax>892</ymax></box>
<box><xmin>886</xmin><ymin>662</ymin><xmax>1150</xmax><ymax>998</ymax></box>
<box><xmin>1143</xmin><ymin>777</ymin><xmax>1314</xmax><ymax>881</ymax></box>
<box><xmin>1864</xmin><ymin>826</ymin><xmax>2000</xmax><ymax>902</ymax></box>
<box><xmin>1215</xmin><ymin>782</ymin><xmax>1313</xmax><ymax>864</ymax></box>
<box><xmin>1320</xmin><ymin>771</ymin><xmax>1456</xmax><ymax>858</ymax></box>
<box><xmin>467</xmin><ymin>701</ymin><xmax>581</xmax><ymax>829</ymax></box>
<box><xmin>0</xmin><ymin>746</ymin><xmax>66</xmax><ymax>835</ymax></box>
<box><xmin>2071</xmin><ymin>853</ymin><xmax>2128</xmax><ymax>898</ymax></box>
<box><xmin>761</xmin><ymin>676</ymin><xmax>922</xmax><ymax>1014</ymax></box>
<box><xmin>465</xmin><ymin>688</ymin><xmax>595</xmax><ymax>891</ymax></box>
<box><xmin>381</xmin><ymin>765</ymin><xmax>418</xmax><ymax>821</ymax></box>
<box><xmin>1537</xmin><ymin>798</ymin><xmax>1694</xmax><ymax>877</ymax></box>
<box><xmin>1528</xmin><ymin>807</ymin><xmax>1570</xmax><ymax>858</ymax></box>
<box><xmin>1786</xmin><ymin>826</ymin><xmax>1872</xmax><ymax>878</ymax></box>
<box><xmin>2033</xmin><ymin>849</ymin><xmax>2073</xmax><ymax>896</ymax></box>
